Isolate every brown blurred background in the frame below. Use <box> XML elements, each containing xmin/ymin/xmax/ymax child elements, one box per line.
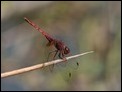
<box><xmin>1</xmin><ymin>1</ymin><xmax>121</xmax><ymax>91</ymax></box>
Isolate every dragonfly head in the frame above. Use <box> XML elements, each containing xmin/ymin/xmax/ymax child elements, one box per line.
<box><xmin>64</xmin><ymin>46</ymin><xmax>70</xmax><ymax>55</ymax></box>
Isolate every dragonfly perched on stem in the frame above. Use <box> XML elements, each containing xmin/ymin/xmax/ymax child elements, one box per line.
<box><xmin>24</xmin><ymin>17</ymin><xmax>79</xmax><ymax>76</ymax></box>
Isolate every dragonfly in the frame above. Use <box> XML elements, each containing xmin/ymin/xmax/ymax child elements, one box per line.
<box><xmin>24</xmin><ymin>17</ymin><xmax>79</xmax><ymax>77</ymax></box>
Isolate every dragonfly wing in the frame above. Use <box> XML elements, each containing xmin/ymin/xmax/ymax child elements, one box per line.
<box><xmin>46</xmin><ymin>41</ymin><xmax>55</xmax><ymax>47</ymax></box>
<box><xmin>46</xmin><ymin>42</ymin><xmax>51</xmax><ymax>46</ymax></box>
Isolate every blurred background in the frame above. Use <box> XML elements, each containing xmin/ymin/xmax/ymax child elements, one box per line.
<box><xmin>1</xmin><ymin>1</ymin><xmax>121</xmax><ymax>91</ymax></box>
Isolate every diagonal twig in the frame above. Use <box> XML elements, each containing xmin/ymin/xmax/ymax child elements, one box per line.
<box><xmin>1</xmin><ymin>51</ymin><xmax>94</xmax><ymax>78</ymax></box>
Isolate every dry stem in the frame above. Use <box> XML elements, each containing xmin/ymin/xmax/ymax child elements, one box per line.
<box><xmin>1</xmin><ymin>51</ymin><xmax>94</xmax><ymax>78</ymax></box>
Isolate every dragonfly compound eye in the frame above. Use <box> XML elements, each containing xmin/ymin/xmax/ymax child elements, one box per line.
<box><xmin>64</xmin><ymin>47</ymin><xmax>70</xmax><ymax>54</ymax></box>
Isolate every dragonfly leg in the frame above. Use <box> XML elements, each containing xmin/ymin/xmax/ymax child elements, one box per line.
<box><xmin>47</xmin><ymin>50</ymin><xmax>57</xmax><ymax>61</ymax></box>
<box><xmin>58</xmin><ymin>52</ymin><xmax>67</xmax><ymax>61</ymax></box>
<box><xmin>53</xmin><ymin>50</ymin><xmax>58</xmax><ymax>60</ymax></box>
<box><xmin>58</xmin><ymin>52</ymin><xmax>63</xmax><ymax>59</ymax></box>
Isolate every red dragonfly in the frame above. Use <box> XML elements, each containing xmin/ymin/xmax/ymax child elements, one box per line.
<box><xmin>24</xmin><ymin>17</ymin><xmax>70</xmax><ymax>61</ymax></box>
<box><xmin>24</xmin><ymin>17</ymin><xmax>79</xmax><ymax>77</ymax></box>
